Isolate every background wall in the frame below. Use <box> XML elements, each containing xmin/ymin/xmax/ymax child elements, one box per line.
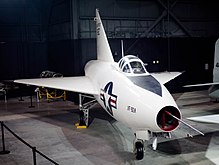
<box><xmin>0</xmin><ymin>0</ymin><xmax>219</xmax><ymax>92</ymax></box>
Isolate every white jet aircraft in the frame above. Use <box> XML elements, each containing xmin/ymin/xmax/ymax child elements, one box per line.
<box><xmin>184</xmin><ymin>38</ymin><xmax>219</xmax><ymax>99</ymax></box>
<box><xmin>184</xmin><ymin>38</ymin><xmax>219</xmax><ymax>124</ymax></box>
<box><xmin>14</xmin><ymin>9</ymin><xmax>203</xmax><ymax>160</ymax></box>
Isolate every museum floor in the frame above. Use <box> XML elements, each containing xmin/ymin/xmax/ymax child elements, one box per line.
<box><xmin>0</xmin><ymin>90</ymin><xmax>219</xmax><ymax>165</ymax></box>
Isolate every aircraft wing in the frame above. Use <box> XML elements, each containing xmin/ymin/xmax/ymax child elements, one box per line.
<box><xmin>14</xmin><ymin>76</ymin><xmax>99</xmax><ymax>95</ymax></box>
<box><xmin>151</xmin><ymin>71</ymin><xmax>182</xmax><ymax>84</ymax></box>
<box><xmin>187</xmin><ymin>114</ymin><xmax>219</xmax><ymax>124</ymax></box>
<box><xmin>184</xmin><ymin>82</ymin><xmax>219</xmax><ymax>87</ymax></box>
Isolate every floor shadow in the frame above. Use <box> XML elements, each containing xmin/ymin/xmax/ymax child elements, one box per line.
<box><xmin>156</xmin><ymin>132</ymin><xmax>215</xmax><ymax>155</ymax></box>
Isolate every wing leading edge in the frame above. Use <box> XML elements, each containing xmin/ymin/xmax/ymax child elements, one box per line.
<box><xmin>184</xmin><ymin>82</ymin><xmax>219</xmax><ymax>87</ymax></box>
<box><xmin>151</xmin><ymin>71</ymin><xmax>182</xmax><ymax>84</ymax></box>
<box><xmin>187</xmin><ymin>114</ymin><xmax>219</xmax><ymax>124</ymax></box>
<box><xmin>14</xmin><ymin>76</ymin><xmax>99</xmax><ymax>95</ymax></box>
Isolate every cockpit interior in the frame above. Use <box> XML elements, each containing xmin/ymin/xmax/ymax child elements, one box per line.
<box><xmin>118</xmin><ymin>55</ymin><xmax>147</xmax><ymax>74</ymax></box>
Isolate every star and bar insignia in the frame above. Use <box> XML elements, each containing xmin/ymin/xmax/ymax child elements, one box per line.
<box><xmin>100</xmin><ymin>82</ymin><xmax>117</xmax><ymax>116</ymax></box>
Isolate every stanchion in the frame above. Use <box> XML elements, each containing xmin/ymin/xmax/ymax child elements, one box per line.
<box><xmin>0</xmin><ymin>121</ymin><xmax>10</xmax><ymax>155</ymax></box>
<box><xmin>4</xmin><ymin>90</ymin><xmax>7</xmax><ymax>103</ymax></box>
<box><xmin>29</xmin><ymin>95</ymin><xmax>35</xmax><ymax>108</ymax></box>
<box><xmin>0</xmin><ymin>121</ymin><xmax>59</xmax><ymax>164</ymax></box>
<box><xmin>19</xmin><ymin>96</ymin><xmax>24</xmax><ymax>101</ymax></box>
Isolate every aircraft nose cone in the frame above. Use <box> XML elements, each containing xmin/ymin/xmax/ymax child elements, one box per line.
<box><xmin>156</xmin><ymin>106</ymin><xmax>181</xmax><ymax>131</ymax></box>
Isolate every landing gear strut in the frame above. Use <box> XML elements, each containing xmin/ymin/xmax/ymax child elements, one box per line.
<box><xmin>77</xmin><ymin>94</ymin><xmax>97</xmax><ymax>127</ymax></box>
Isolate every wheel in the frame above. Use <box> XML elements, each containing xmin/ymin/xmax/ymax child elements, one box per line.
<box><xmin>135</xmin><ymin>141</ymin><xmax>144</xmax><ymax>160</ymax></box>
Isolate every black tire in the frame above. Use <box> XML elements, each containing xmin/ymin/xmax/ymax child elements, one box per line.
<box><xmin>135</xmin><ymin>141</ymin><xmax>144</xmax><ymax>160</ymax></box>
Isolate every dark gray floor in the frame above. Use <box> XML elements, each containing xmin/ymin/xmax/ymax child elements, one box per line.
<box><xmin>0</xmin><ymin>90</ymin><xmax>219</xmax><ymax>165</ymax></box>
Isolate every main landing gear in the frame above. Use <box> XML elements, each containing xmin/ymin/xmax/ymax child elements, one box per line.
<box><xmin>133</xmin><ymin>131</ymin><xmax>171</xmax><ymax>160</ymax></box>
<box><xmin>76</xmin><ymin>94</ymin><xmax>97</xmax><ymax>128</ymax></box>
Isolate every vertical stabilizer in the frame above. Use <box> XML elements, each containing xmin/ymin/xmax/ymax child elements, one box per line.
<box><xmin>95</xmin><ymin>9</ymin><xmax>114</xmax><ymax>62</ymax></box>
<box><xmin>213</xmin><ymin>38</ymin><xmax>219</xmax><ymax>82</ymax></box>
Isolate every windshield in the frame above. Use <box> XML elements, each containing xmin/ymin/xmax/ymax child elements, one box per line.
<box><xmin>123</xmin><ymin>64</ymin><xmax>131</xmax><ymax>73</ymax></box>
<box><xmin>130</xmin><ymin>61</ymin><xmax>145</xmax><ymax>74</ymax></box>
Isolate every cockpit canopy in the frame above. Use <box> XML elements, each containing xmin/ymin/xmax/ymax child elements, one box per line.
<box><xmin>118</xmin><ymin>55</ymin><xmax>147</xmax><ymax>74</ymax></box>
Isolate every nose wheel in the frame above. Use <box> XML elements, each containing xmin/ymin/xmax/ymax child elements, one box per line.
<box><xmin>135</xmin><ymin>141</ymin><xmax>144</xmax><ymax>160</ymax></box>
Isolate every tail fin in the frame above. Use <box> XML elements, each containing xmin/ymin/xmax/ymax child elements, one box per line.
<box><xmin>213</xmin><ymin>38</ymin><xmax>219</xmax><ymax>82</ymax></box>
<box><xmin>95</xmin><ymin>9</ymin><xmax>114</xmax><ymax>62</ymax></box>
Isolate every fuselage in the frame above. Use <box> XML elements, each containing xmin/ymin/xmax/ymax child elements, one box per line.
<box><xmin>85</xmin><ymin>59</ymin><xmax>181</xmax><ymax>133</ymax></box>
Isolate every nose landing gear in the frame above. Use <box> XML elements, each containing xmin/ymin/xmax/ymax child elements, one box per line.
<box><xmin>133</xmin><ymin>131</ymin><xmax>149</xmax><ymax>160</ymax></box>
<box><xmin>135</xmin><ymin>141</ymin><xmax>144</xmax><ymax>160</ymax></box>
<box><xmin>133</xmin><ymin>130</ymin><xmax>167</xmax><ymax>160</ymax></box>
